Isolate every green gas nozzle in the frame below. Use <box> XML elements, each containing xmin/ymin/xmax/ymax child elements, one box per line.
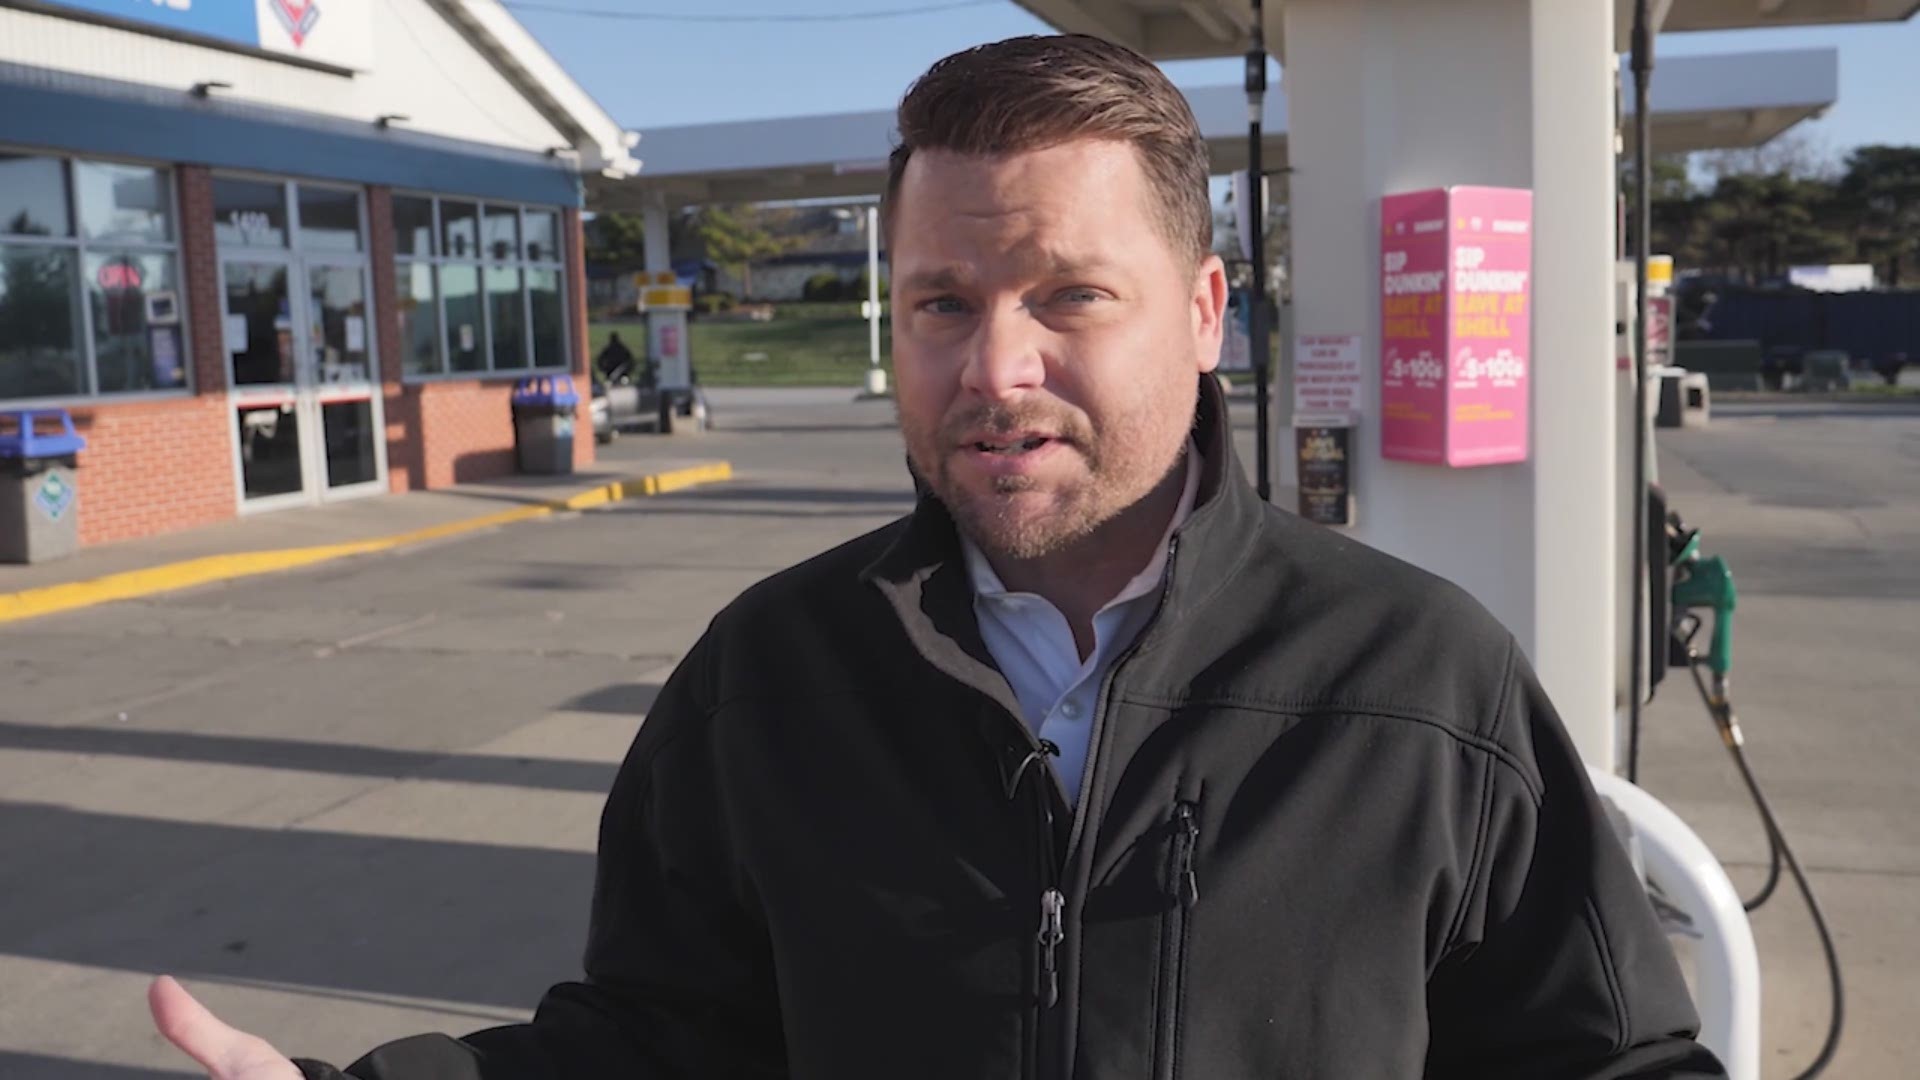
<box><xmin>1672</xmin><ymin>551</ymin><xmax>1736</xmax><ymax>677</ymax></box>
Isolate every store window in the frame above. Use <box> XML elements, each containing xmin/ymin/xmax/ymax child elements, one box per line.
<box><xmin>1</xmin><ymin>152</ymin><xmax>186</xmax><ymax>401</ymax></box>
<box><xmin>391</xmin><ymin>194</ymin><xmax>569</xmax><ymax>378</ymax></box>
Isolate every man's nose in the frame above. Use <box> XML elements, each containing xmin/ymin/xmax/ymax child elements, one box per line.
<box><xmin>959</xmin><ymin>306</ymin><xmax>1047</xmax><ymax>400</ymax></box>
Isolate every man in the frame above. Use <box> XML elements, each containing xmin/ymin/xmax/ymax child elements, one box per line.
<box><xmin>594</xmin><ymin>331</ymin><xmax>637</xmax><ymax>384</ymax></box>
<box><xmin>152</xmin><ymin>34</ymin><xmax>1724</xmax><ymax>1080</ymax></box>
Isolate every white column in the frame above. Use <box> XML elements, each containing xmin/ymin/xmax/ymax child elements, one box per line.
<box><xmin>1282</xmin><ymin>0</ymin><xmax>1618</xmax><ymax>766</ymax></box>
<box><xmin>643</xmin><ymin>192</ymin><xmax>671</xmax><ymax>273</ymax></box>
<box><xmin>865</xmin><ymin>205</ymin><xmax>888</xmax><ymax>396</ymax></box>
<box><xmin>1529</xmin><ymin>0</ymin><xmax>1619</xmax><ymax>769</ymax></box>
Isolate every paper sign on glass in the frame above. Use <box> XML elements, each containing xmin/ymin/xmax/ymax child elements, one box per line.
<box><xmin>1292</xmin><ymin>334</ymin><xmax>1362</xmax><ymax>416</ymax></box>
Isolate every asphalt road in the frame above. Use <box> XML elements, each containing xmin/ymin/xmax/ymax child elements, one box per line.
<box><xmin>0</xmin><ymin>390</ymin><xmax>1913</xmax><ymax>1077</ymax></box>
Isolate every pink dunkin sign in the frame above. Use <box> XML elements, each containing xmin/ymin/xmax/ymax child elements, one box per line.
<box><xmin>1380</xmin><ymin>187</ymin><xmax>1532</xmax><ymax>466</ymax></box>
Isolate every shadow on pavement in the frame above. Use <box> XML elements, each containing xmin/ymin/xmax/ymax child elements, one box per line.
<box><xmin>1</xmin><ymin>805</ymin><xmax>593</xmax><ymax>1011</ymax></box>
<box><xmin>558</xmin><ymin>683</ymin><xmax>663</xmax><ymax>715</ymax></box>
<box><xmin>665</xmin><ymin>485</ymin><xmax>914</xmax><ymax>506</ymax></box>
<box><xmin>1687</xmin><ymin>538</ymin><xmax>1920</xmax><ymax>601</ymax></box>
<box><xmin>0</xmin><ymin>1052</ymin><xmax>197</xmax><ymax>1079</ymax></box>
<box><xmin>1713</xmin><ymin>403</ymin><xmax>1920</xmax><ymax>420</ymax></box>
<box><xmin>0</xmin><ymin>705</ymin><xmax>655</xmax><ymax>795</ymax></box>
<box><xmin>601</xmin><ymin>506</ymin><xmax>907</xmax><ymax>521</ymax></box>
<box><xmin>719</xmin><ymin>422</ymin><xmax>902</xmax><ymax>435</ymax></box>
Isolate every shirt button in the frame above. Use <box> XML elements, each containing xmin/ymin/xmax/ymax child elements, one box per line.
<box><xmin>1060</xmin><ymin>701</ymin><xmax>1081</xmax><ymax>720</ymax></box>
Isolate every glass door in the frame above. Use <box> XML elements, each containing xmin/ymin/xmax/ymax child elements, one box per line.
<box><xmin>223</xmin><ymin>258</ymin><xmax>311</xmax><ymax>506</ymax></box>
<box><xmin>307</xmin><ymin>261</ymin><xmax>383</xmax><ymax>496</ymax></box>
<box><xmin>217</xmin><ymin>176</ymin><xmax>386</xmax><ymax>511</ymax></box>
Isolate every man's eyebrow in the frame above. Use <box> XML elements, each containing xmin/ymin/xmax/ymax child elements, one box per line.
<box><xmin>898</xmin><ymin>254</ymin><xmax>1121</xmax><ymax>292</ymax></box>
<box><xmin>899</xmin><ymin>266</ymin><xmax>971</xmax><ymax>291</ymax></box>
<box><xmin>1034</xmin><ymin>251</ymin><xmax>1118</xmax><ymax>278</ymax></box>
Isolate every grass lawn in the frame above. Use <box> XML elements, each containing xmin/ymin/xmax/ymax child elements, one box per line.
<box><xmin>589</xmin><ymin>311</ymin><xmax>892</xmax><ymax>387</ymax></box>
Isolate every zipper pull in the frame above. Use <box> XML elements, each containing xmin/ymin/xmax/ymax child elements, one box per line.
<box><xmin>1004</xmin><ymin>739</ymin><xmax>1062</xmax><ymax>802</ymax></box>
<box><xmin>1037</xmin><ymin>888</ymin><xmax>1065</xmax><ymax>1008</ymax></box>
<box><xmin>1176</xmin><ymin>802</ymin><xmax>1200</xmax><ymax>908</ymax></box>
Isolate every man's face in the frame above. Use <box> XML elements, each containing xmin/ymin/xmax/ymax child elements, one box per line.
<box><xmin>891</xmin><ymin>140</ymin><xmax>1227</xmax><ymax>561</ymax></box>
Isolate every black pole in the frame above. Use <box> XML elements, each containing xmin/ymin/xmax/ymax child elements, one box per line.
<box><xmin>1628</xmin><ymin>0</ymin><xmax>1653</xmax><ymax>782</ymax></box>
<box><xmin>1247</xmin><ymin>0</ymin><xmax>1271</xmax><ymax>502</ymax></box>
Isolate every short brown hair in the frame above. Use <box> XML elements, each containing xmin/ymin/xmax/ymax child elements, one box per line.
<box><xmin>883</xmin><ymin>34</ymin><xmax>1213</xmax><ymax>267</ymax></box>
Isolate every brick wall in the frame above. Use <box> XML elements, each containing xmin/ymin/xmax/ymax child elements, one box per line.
<box><xmin>71</xmin><ymin>164</ymin><xmax>238</xmax><ymax>546</ymax></box>
<box><xmin>411</xmin><ymin>380</ymin><xmax>519</xmax><ymax>488</ymax></box>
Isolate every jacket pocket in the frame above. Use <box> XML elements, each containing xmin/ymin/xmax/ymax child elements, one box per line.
<box><xmin>1153</xmin><ymin>799</ymin><xmax>1201</xmax><ymax>1080</ymax></box>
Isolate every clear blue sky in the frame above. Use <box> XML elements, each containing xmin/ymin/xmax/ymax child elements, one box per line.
<box><xmin>508</xmin><ymin>1</ymin><xmax>1920</xmax><ymax>161</ymax></box>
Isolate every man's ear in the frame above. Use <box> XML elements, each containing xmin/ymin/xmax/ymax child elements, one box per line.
<box><xmin>1194</xmin><ymin>254</ymin><xmax>1229</xmax><ymax>375</ymax></box>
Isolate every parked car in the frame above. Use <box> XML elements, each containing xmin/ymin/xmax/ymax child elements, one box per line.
<box><xmin>591</xmin><ymin>370</ymin><xmax>661</xmax><ymax>443</ymax></box>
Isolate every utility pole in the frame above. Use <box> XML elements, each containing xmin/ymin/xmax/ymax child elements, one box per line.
<box><xmin>1247</xmin><ymin>0</ymin><xmax>1272</xmax><ymax>501</ymax></box>
<box><xmin>1628</xmin><ymin>0</ymin><xmax>1654</xmax><ymax>781</ymax></box>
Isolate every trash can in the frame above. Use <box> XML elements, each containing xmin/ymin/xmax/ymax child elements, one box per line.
<box><xmin>0</xmin><ymin>409</ymin><xmax>87</xmax><ymax>564</ymax></box>
<box><xmin>1681</xmin><ymin>371</ymin><xmax>1711</xmax><ymax>429</ymax></box>
<box><xmin>1654</xmin><ymin>366</ymin><xmax>1687</xmax><ymax>428</ymax></box>
<box><xmin>511</xmin><ymin>375</ymin><xmax>579</xmax><ymax>475</ymax></box>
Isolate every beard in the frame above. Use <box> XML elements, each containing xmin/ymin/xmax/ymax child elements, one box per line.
<box><xmin>902</xmin><ymin>390</ymin><xmax>1193</xmax><ymax>563</ymax></box>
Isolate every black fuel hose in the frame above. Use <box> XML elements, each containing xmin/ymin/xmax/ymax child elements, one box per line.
<box><xmin>1688</xmin><ymin>658</ymin><xmax>1844</xmax><ymax>1079</ymax></box>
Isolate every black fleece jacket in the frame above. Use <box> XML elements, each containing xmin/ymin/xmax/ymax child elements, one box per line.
<box><xmin>298</xmin><ymin>376</ymin><xmax>1723</xmax><ymax>1079</ymax></box>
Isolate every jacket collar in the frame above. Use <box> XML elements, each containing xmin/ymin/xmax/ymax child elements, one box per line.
<box><xmin>862</xmin><ymin>375</ymin><xmax>1264</xmax><ymax>693</ymax></box>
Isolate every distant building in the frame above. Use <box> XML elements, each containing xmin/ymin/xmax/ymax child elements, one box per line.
<box><xmin>0</xmin><ymin>0</ymin><xmax>636</xmax><ymax>547</ymax></box>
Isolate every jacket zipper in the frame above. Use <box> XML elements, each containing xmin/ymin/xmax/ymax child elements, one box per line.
<box><xmin>1155</xmin><ymin>799</ymin><xmax>1201</xmax><ymax>1080</ymax></box>
<box><xmin>1043</xmin><ymin>534</ymin><xmax>1183</xmax><ymax>1080</ymax></box>
<box><xmin>1005</xmin><ymin>737</ymin><xmax>1064</xmax><ymax>1080</ymax></box>
<box><xmin>1016</xmin><ymin>530</ymin><xmax>1186</xmax><ymax>1080</ymax></box>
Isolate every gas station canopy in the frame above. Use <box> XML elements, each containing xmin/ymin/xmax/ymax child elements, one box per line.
<box><xmin>1007</xmin><ymin>0</ymin><xmax>1919</xmax><ymax>59</ymax></box>
<box><xmin>589</xmin><ymin>46</ymin><xmax>1836</xmax><ymax>213</ymax></box>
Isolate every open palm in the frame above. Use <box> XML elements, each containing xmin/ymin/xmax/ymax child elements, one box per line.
<box><xmin>149</xmin><ymin>976</ymin><xmax>304</xmax><ymax>1080</ymax></box>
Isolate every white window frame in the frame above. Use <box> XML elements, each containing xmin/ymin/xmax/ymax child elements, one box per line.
<box><xmin>211</xmin><ymin>172</ymin><xmax>388</xmax><ymax>511</ymax></box>
<box><xmin>392</xmin><ymin>191</ymin><xmax>570</xmax><ymax>384</ymax></box>
<box><xmin>0</xmin><ymin>146</ymin><xmax>192</xmax><ymax>408</ymax></box>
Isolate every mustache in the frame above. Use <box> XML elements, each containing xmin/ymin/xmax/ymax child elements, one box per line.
<box><xmin>941</xmin><ymin>404</ymin><xmax>1088</xmax><ymax>443</ymax></box>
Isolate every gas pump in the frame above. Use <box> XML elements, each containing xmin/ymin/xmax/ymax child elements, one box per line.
<box><xmin>636</xmin><ymin>270</ymin><xmax>708</xmax><ymax>434</ymax></box>
<box><xmin>1598</xmin><ymin>256</ymin><xmax>1847</xmax><ymax>1079</ymax></box>
<box><xmin>1600</xmin><ymin>264</ymin><xmax>1847</xmax><ymax>1079</ymax></box>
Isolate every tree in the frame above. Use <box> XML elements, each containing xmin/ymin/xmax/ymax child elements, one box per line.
<box><xmin>1836</xmin><ymin>145</ymin><xmax>1920</xmax><ymax>287</ymax></box>
<box><xmin>584</xmin><ymin>208</ymin><xmax>707</xmax><ymax>272</ymax></box>
<box><xmin>1623</xmin><ymin>153</ymin><xmax>1696</xmax><ymax>263</ymax></box>
<box><xmin>584</xmin><ymin>212</ymin><xmax>649</xmax><ymax>269</ymax></box>
<box><xmin>1692</xmin><ymin>172</ymin><xmax>1849</xmax><ymax>283</ymax></box>
<box><xmin>694</xmin><ymin>204</ymin><xmax>797</xmax><ymax>300</ymax></box>
<box><xmin>1695</xmin><ymin>130</ymin><xmax>1840</xmax><ymax>185</ymax></box>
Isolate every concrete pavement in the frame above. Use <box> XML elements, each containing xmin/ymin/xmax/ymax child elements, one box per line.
<box><xmin>0</xmin><ymin>389</ymin><xmax>1912</xmax><ymax>1077</ymax></box>
<box><xmin>0</xmin><ymin>460</ymin><xmax>733</xmax><ymax>625</ymax></box>
<box><xmin>1638</xmin><ymin>400</ymin><xmax>1920</xmax><ymax>1080</ymax></box>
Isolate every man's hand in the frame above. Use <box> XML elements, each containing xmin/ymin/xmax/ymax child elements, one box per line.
<box><xmin>149</xmin><ymin>976</ymin><xmax>304</xmax><ymax>1080</ymax></box>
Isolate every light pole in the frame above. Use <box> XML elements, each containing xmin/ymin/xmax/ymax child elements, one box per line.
<box><xmin>865</xmin><ymin>204</ymin><xmax>886</xmax><ymax>397</ymax></box>
<box><xmin>1247</xmin><ymin>0</ymin><xmax>1272</xmax><ymax>501</ymax></box>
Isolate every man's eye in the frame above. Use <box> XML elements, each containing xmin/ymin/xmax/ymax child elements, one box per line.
<box><xmin>1055</xmin><ymin>288</ymin><xmax>1105</xmax><ymax>305</ymax></box>
<box><xmin>920</xmin><ymin>296</ymin><xmax>969</xmax><ymax>315</ymax></box>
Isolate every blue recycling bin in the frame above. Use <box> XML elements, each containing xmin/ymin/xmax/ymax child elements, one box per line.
<box><xmin>0</xmin><ymin>409</ymin><xmax>88</xmax><ymax>563</ymax></box>
<box><xmin>510</xmin><ymin>375</ymin><xmax>580</xmax><ymax>475</ymax></box>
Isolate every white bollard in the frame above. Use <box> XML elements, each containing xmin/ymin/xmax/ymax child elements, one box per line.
<box><xmin>1587</xmin><ymin>767</ymin><xmax>1761</xmax><ymax>1080</ymax></box>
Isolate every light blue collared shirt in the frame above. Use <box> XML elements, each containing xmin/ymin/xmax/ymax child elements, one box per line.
<box><xmin>961</xmin><ymin>446</ymin><xmax>1202</xmax><ymax>807</ymax></box>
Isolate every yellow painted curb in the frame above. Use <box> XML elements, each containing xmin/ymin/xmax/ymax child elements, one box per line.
<box><xmin>0</xmin><ymin>461</ymin><xmax>733</xmax><ymax>626</ymax></box>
